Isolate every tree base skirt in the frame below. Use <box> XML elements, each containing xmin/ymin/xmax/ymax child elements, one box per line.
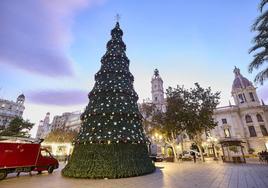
<box><xmin>61</xmin><ymin>143</ymin><xmax>155</xmax><ymax>179</ymax></box>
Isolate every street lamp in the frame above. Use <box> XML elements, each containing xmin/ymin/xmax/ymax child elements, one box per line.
<box><xmin>152</xmin><ymin>132</ymin><xmax>163</xmax><ymax>143</ymax></box>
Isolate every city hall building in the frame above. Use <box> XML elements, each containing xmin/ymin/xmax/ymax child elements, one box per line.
<box><xmin>142</xmin><ymin>67</ymin><xmax>268</xmax><ymax>155</ymax></box>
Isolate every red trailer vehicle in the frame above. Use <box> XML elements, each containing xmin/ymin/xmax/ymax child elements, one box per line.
<box><xmin>0</xmin><ymin>137</ymin><xmax>59</xmax><ymax>180</ymax></box>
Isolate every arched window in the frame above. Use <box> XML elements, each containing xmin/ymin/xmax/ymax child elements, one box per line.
<box><xmin>245</xmin><ymin>115</ymin><xmax>253</xmax><ymax>123</ymax></box>
<box><xmin>248</xmin><ymin>126</ymin><xmax>257</xmax><ymax>137</ymax></box>
<box><xmin>260</xmin><ymin>125</ymin><xmax>268</xmax><ymax>136</ymax></box>
<box><xmin>224</xmin><ymin>128</ymin><xmax>231</xmax><ymax>138</ymax></box>
<box><xmin>249</xmin><ymin>92</ymin><xmax>255</xmax><ymax>102</ymax></box>
<box><xmin>238</xmin><ymin>94</ymin><xmax>244</xmax><ymax>103</ymax></box>
<box><xmin>256</xmin><ymin>114</ymin><xmax>264</xmax><ymax>122</ymax></box>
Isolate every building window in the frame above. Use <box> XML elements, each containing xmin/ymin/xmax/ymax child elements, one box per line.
<box><xmin>224</xmin><ymin>128</ymin><xmax>231</xmax><ymax>138</ymax></box>
<box><xmin>249</xmin><ymin>92</ymin><xmax>255</xmax><ymax>102</ymax></box>
<box><xmin>238</xmin><ymin>94</ymin><xmax>244</xmax><ymax>103</ymax></box>
<box><xmin>3</xmin><ymin>119</ymin><xmax>7</xmax><ymax>126</ymax></box>
<box><xmin>205</xmin><ymin>130</ymin><xmax>211</xmax><ymax>138</ymax></box>
<box><xmin>245</xmin><ymin>115</ymin><xmax>253</xmax><ymax>123</ymax></box>
<box><xmin>154</xmin><ymin>85</ymin><xmax>157</xmax><ymax>88</ymax></box>
<box><xmin>256</xmin><ymin>114</ymin><xmax>264</xmax><ymax>122</ymax></box>
<box><xmin>155</xmin><ymin>97</ymin><xmax>157</xmax><ymax>101</ymax></box>
<box><xmin>222</xmin><ymin>118</ymin><xmax>227</xmax><ymax>124</ymax></box>
<box><xmin>260</xmin><ymin>125</ymin><xmax>268</xmax><ymax>136</ymax></box>
<box><xmin>248</xmin><ymin>126</ymin><xmax>257</xmax><ymax>137</ymax></box>
<box><xmin>243</xmin><ymin>93</ymin><xmax>247</xmax><ymax>102</ymax></box>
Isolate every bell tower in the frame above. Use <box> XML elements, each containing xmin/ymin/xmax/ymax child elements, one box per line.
<box><xmin>16</xmin><ymin>94</ymin><xmax>25</xmax><ymax>105</ymax></box>
<box><xmin>231</xmin><ymin>67</ymin><xmax>260</xmax><ymax>107</ymax></box>
<box><xmin>151</xmin><ymin>69</ymin><xmax>165</xmax><ymax>111</ymax></box>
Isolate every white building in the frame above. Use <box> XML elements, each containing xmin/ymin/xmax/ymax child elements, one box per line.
<box><xmin>143</xmin><ymin>68</ymin><xmax>268</xmax><ymax>154</ymax></box>
<box><xmin>210</xmin><ymin>67</ymin><xmax>268</xmax><ymax>153</ymax></box>
<box><xmin>36</xmin><ymin>112</ymin><xmax>51</xmax><ymax>139</ymax></box>
<box><xmin>65</xmin><ymin>111</ymin><xmax>82</xmax><ymax>132</ymax></box>
<box><xmin>51</xmin><ymin>111</ymin><xmax>82</xmax><ymax>132</ymax></box>
<box><xmin>0</xmin><ymin>94</ymin><xmax>25</xmax><ymax>129</ymax></box>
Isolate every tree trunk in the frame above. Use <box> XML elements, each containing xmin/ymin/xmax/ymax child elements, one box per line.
<box><xmin>197</xmin><ymin>144</ymin><xmax>205</xmax><ymax>162</ymax></box>
<box><xmin>171</xmin><ymin>143</ymin><xmax>178</xmax><ymax>162</ymax></box>
<box><xmin>169</xmin><ymin>132</ymin><xmax>178</xmax><ymax>162</ymax></box>
<box><xmin>181</xmin><ymin>137</ymin><xmax>184</xmax><ymax>153</ymax></box>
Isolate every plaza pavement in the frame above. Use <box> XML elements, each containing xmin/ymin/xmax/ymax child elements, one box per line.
<box><xmin>1</xmin><ymin>160</ymin><xmax>268</xmax><ymax>188</ymax></box>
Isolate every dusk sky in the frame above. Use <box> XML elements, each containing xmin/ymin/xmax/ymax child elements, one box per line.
<box><xmin>0</xmin><ymin>0</ymin><xmax>267</xmax><ymax>136</ymax></box>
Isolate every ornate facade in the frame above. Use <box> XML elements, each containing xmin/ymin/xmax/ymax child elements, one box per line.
<box><xmin>210</xmin><ymin>67</ymin><xmax>268</xmax><ymax>153</ymax></box>
<box><xmin>144</xmin><ymin>68</ymin><xmax>268</xmax><ymax>154</ymax></box>
<box><xmin>0</xmin><ymin>94</ymin><xmax>25</xmax><ymax>129</ymax></box>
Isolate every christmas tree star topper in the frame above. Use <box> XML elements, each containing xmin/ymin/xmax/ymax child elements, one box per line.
<box><xmin>115</xmin><ymin>14</ymin><xmax>121</xmax><ymax>22</ymax></box>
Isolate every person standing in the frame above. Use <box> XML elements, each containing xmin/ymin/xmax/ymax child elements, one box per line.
<box><xmin>191</xmin><ymin>152</ymin><xmax>196</xmax><ymax>163</ymax></box>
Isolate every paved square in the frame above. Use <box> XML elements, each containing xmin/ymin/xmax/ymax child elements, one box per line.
<box><xmin>1</xmin><ymin>161</ymin><xmax>268</xmax><ymax>188</ymax></box>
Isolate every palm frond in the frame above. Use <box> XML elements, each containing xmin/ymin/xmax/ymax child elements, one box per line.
<box><xmin>249</xmin><ymin>41</ymin><xmax>268</xmax><ymax>53</ymax></box>
<box><xmin>254</xmin><ymin>67</ymin><xmax>268</xmax><ymax>84</ymax></box>
<box><xmin>260</xmin><ymin>0</ymin><xmax>268</xmax><ymax>12</ymax></box>
<box><xmin>249</xmin><ymin>50</ymin><xmax>268</xmax><ymax>72</ymax></box>
<box><xmin>252</xmin><ymin>10</ymin><xmax>268</xmax><ymax>30</ymax></box>
<box><xmin>253</xmin><ymin>32</ymin><xmax>268</xmax><ymax>43</ymax></box>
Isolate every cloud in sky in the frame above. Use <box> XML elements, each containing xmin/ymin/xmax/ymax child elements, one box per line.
<box><xmin>0</xmin><ymin>0</ymin><xmax>96</xmax><ymax>77</ymax></box>
<box><xmin>27</xmin><ymin>89</ymin><xmax>88</xmax><ymax>106</ymax></box>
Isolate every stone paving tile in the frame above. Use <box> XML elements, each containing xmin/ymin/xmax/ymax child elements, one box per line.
<box><xmin>1</xmin><ymin>161</ymin><xmax>268</xmax><ymax>188</ymax></box>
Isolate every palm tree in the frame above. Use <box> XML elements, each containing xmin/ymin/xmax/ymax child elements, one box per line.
<box><xmin>249</xmin><ymin>0</ymin><xmax>268</xmax><ymax>84</ymax></box>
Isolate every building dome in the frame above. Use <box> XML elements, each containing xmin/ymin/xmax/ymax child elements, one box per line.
<box><xmin>232</xmin><ymin>67</ymin><xmax>253</xmax><ymax>90</ymax></box>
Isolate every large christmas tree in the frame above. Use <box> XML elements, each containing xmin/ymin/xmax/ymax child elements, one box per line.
<box><xmin>62</xmin><ymin>21</ymin><xmax>155</xmax><ymax>178</ymax></box>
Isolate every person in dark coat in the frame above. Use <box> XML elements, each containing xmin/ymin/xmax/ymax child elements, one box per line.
<box><xmin>191</xmin><ymin>151</ymin><xmax>196</xmax><ymax>163</ymax></box>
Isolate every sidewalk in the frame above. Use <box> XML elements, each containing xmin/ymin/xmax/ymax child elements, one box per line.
<box><xmin>1</xmin><ymin>161</ymin><xmax>268</xmax><ymax>188</ymax></box>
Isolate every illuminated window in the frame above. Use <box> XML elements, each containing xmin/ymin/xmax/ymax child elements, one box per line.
<box><xmin>206</xmin><ymin>131</ymin><xmax>211</xmax><ymax>138</ymax></box>
<box><xmin>224</xmin><ymin>128</ymin><xmax>231</xmax><ymax>138</ymax></box>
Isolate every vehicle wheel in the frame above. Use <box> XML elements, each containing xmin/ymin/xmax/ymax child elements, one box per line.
<box><xmin>47</xmin><ymin>166</ymin><xmax>54</xmax><ymax>174</ymax></box>
<box><xmin>37</xmin><ymin>171</ymin><xmax>42</xmax><ymax>174</ymax></box>
<box><xmin>0</xmin><ymin>170</ymin><xmax>7</xmax><ymax>180</ymax></box>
